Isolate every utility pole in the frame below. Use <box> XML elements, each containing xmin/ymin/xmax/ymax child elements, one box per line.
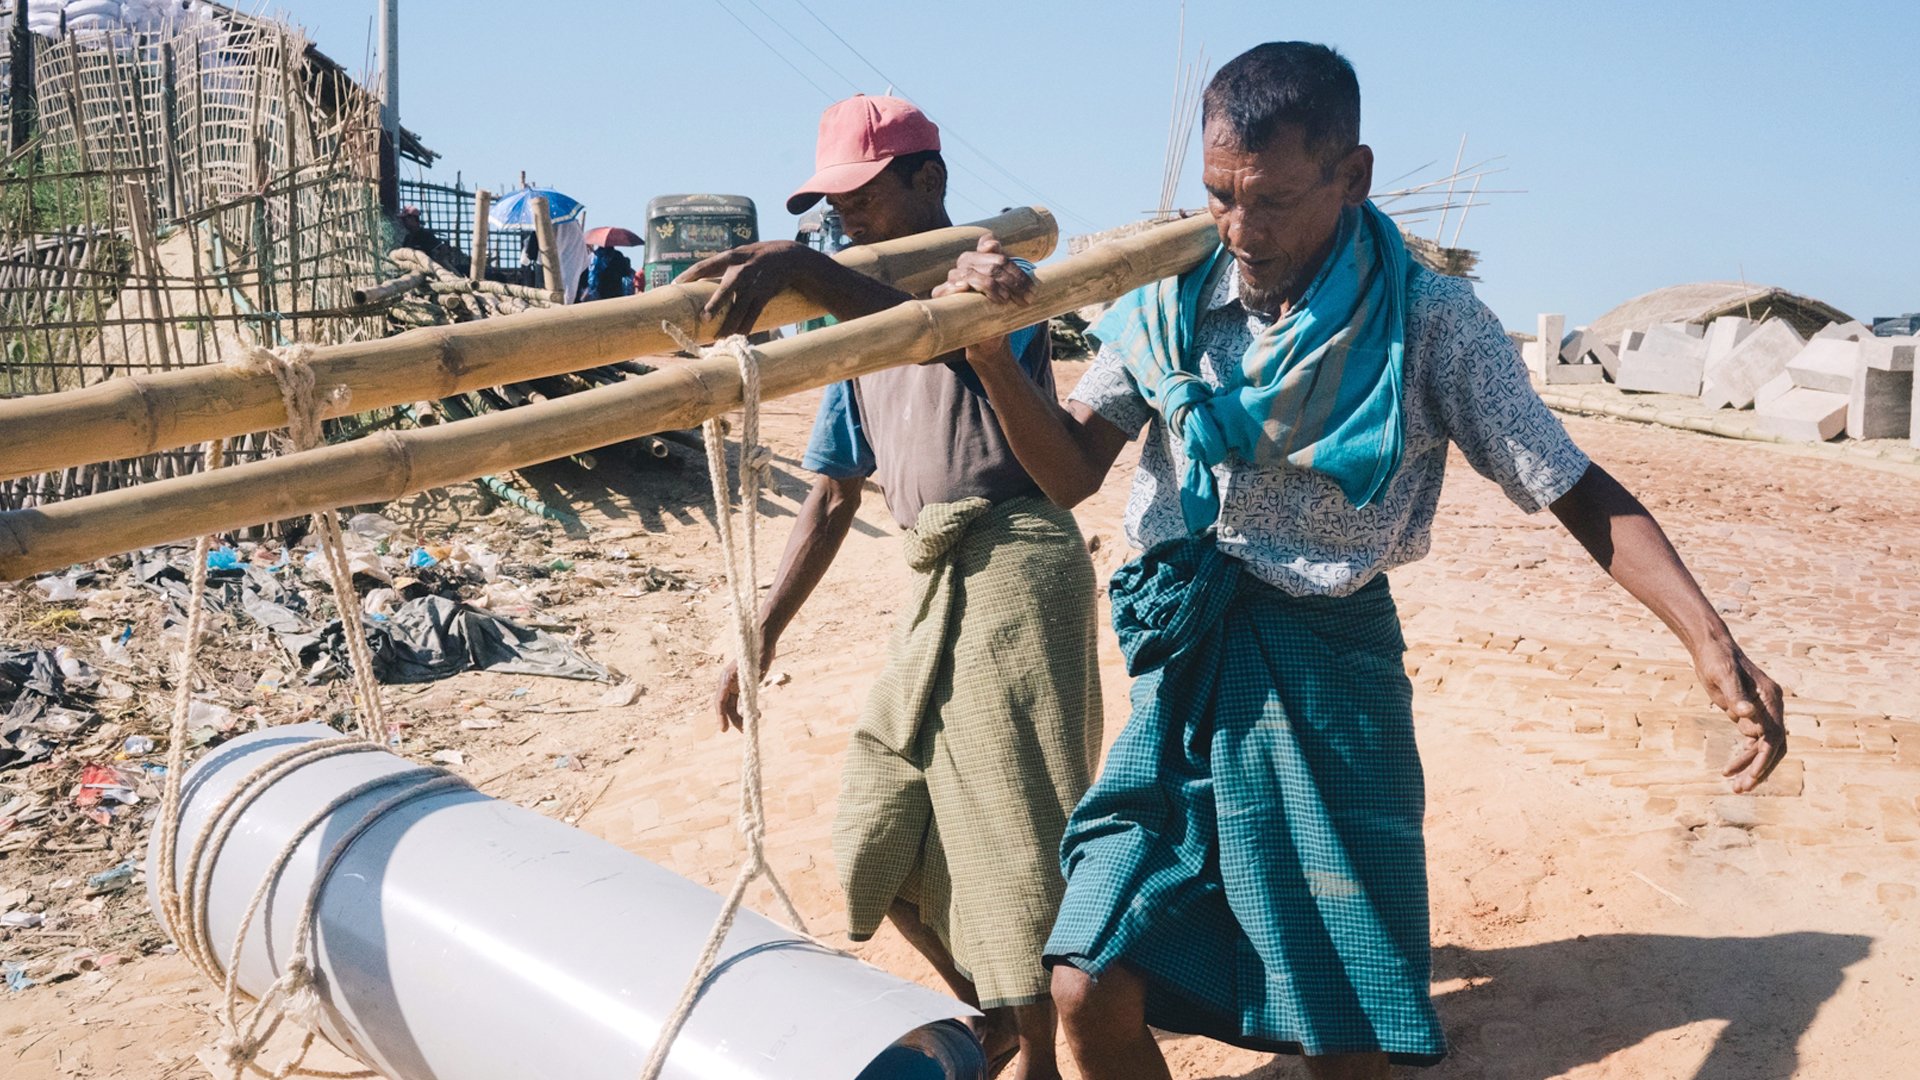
<box><xmin>7</xmin><ymin>0</ymin><xmax>34</xmax><ymax>153</ymax></box>
<box><xmin>376</xmin><ymin>0</ymin><xmax>400</xmax><ymax>213</ymax></box>
<box><xmin>378</xmin><ymin>0</ymin><xmax>399</xmax><ymax>137</ymax></box>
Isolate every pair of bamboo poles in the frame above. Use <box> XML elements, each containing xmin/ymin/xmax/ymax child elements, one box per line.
<box><xmin>0</xmin><ymin>207</ymin><xmax>1222</xmax><ymax>582</ymax></box>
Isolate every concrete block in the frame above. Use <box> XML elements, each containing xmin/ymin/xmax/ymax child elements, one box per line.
<box><xmin>1860</xmin><ymin>335</ymin><xmax>1917</xmax><ymax>372</ymax></box>
<box><xmin>1544</xmin><ymin>362</ymin><xmax>1607</xmax><ymax>385</ymax></box>
<box><xmin>1847</xmin><ymin>365</ymin><xmax>1914</xmax><ymax>440</ymax></box>
<box><xmin>1616</xmin><ymin>325</ymin><xmax>1708</xmax><ymax>395</ymax></box>
<box><xmin>1813</xmin><ymin>320</ymin><xmax>1872</xmax><ymax>342</ymax></box>
<box><xmin>1703</xmin><ymin>317</ymin><xmax>1757</xmax><ymax>369</ymax></box>
<box><xmin>1756</xmin><ymin>387</ymin><xmax>1849</xmax><ymax>442</ymax></box>
<box><xmin>1786</xmin><ymin>338</ymin><xmax>1861</xmax><ymax>393</ymax></box>
<box><xmin>1912</xmin><ymin>368</ymin><xmax>1920</xmax><ymax>449</ymax></box>
<box><xmin>1561</xmin><ymin>329</ymin><xmax>1621</xmax><ymax>378</ymax></box>
<box><xmin>1754</xmin><ymin>372</ymin><xmax>1796</xmax><ymax>411</ymax></box>
<box><xmin>1593</xmin><ymin>340</ymin><xmax>1620</xmax><ymax>379</ymax></box>
<box><xmin>1644</xmin><ymin>324</ymin><xmax>1708</xmax><ymax>355</ymax></box>
<box><xmin>1536</xmin><ymin>313</ymin><xmax>1565</xmax><ymax>377</ymax></box>
<box><xmin>1616</xmin><ymin>351</ymin><xmax>1704</xmax><ymax>395</ymax></box>
<box><xmin>1700</xmin><ymin>319</ymin><xmax>1806</xmax><ymax>409</ymax></box>
<box><xmin>1520</xmin><ymin>339</ymin><xmax>1544</xmax><ymax>378</ymax></box>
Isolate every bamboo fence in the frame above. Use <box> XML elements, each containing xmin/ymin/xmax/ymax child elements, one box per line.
<box><xmin>0</xmin><ymin>205</ymin><xmax>1058</xmax><ymax>482</ymax></box>
<box><xmin>0</xmin><ymin>18</ymin><xmax>387</xmax><ymax>509</ymax></box>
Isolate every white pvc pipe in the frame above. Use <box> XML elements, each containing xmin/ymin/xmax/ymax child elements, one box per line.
<box><xmin>147</xmin><ymin>724</ymin><xmax>982</xmax><ymax>1079</ymax></box>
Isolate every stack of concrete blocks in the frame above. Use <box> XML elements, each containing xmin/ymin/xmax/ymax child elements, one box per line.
<box><xmin>1756</xmin><ymin>326</ymin><xmax>1872</xmax><ymax>442</ymax></box>
<box><xmin>1519</xmin><ymin>313</ymin><xmax>1607</xmax><ymax>385</ymax></box>
<box><xmin>1615</xmin><ymin>321</ymin><xmax>1707</xmax><ymax>395</ymax></box>
<box><xmin>1559</xmin><ymin>328</ymin><xmax>1618</xmax><ymax>380</ymax></box>
<box><xmin>1700</xmin><ymin>318</ymin><xmax>1805</xmax><ymax>409</ymax></box>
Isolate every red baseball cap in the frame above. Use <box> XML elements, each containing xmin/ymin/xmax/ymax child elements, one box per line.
<box><xmin>787</xmin><ymin>95</ymin><xmax>941</xmax><ymax>215</ymax></box>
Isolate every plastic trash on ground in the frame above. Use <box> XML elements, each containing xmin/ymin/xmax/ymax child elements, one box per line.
<box><xmin>347</xmin><ymin>513</ymin><xmax>402</xmax><ymax>541</ymax></box>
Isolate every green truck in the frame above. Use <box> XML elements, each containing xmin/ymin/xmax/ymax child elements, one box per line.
<box><xmin>641</xmin><ymin>194</ymin><xmax>759</xmax><ymax>290</ymax></box>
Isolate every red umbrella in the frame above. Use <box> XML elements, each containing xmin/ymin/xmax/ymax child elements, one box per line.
<box><xmin>583</xmin><ymin>226</ymin><xmax>643</xmax><ymax>248</ymax></box>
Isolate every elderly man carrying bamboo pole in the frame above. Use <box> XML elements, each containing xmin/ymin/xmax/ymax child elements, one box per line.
<box><xmin>936</xmin><ymin>41</ymin><xmax>1789</xmax><ymax>1080</ymax></box>
<box><xmin>684</xmin><ymin>95</ymin><xmax>1098</xmax><ymax>1080</ymax></box>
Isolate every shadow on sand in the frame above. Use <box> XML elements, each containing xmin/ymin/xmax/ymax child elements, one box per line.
<box><xmin>1195</xmin><ymin>931</ymin><xmax>1871</xmax><ymax>1080</ymax></box>
<box><xmin>515</xmin><ymin>440</ymin><xmax>888</xmax><ymax>541</ymax></box>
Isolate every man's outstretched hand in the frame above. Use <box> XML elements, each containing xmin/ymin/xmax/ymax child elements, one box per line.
<box><xmin>1691</xmin><ymin>637</ymin><xmax>1787</xmax><ymax>792</ymax></box>
<box><xmin>675</xmin><ymin>240</ymin><xmax>830</xmax><ymax>339</ymax></box>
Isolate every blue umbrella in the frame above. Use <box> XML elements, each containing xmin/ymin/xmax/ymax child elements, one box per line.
<box><xmin>489</xmin><ymin>187</ymin><xmax>585</xmax><ymax>228</ymax></box>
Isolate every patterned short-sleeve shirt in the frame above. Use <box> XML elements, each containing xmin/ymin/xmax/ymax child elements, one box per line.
<box><xmin>1071</xmin><ymin>260</ymin><xmax>1591</xmax><ymax>597</ymax></box>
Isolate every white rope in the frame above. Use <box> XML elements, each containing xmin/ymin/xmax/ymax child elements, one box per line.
<box><xmin>638</xmin><ymin>327</ymin><xmax>809</xmax><ymax>1080</ymax></box>
<box><xmin>156</xmin><ymin>334</ymin><xmax>800</xmax><ymax>1078</ymax></box>
<box><xmin>153</xmin><ymin>345</ymin><xmax>468</xmax><ymax>1079</ymax></box>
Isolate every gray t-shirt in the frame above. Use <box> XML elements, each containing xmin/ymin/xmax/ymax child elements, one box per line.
<box><xmin>802</xmin><ymin>323</ymin><xmax>1052</xmax><ymax>529</ymax></box>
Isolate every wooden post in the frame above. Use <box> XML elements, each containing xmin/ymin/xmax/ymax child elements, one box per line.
<box><xmin>0</xmin><ymin>213</ymin><xmax>1219</xmax><ymax>580</ymax></box>
<box><xmin>8</xmin><ymin>0</ymin><xmax>34</xmax><ymax>153</ymax></box>
<box><xmin>470</xmin><ymin>188</ymin><xmax>491</xmax><ymax>282</ymax></box>
<box><xmin>251</xmin><ymin>191</ymin><xmax>274</xmax><ymax>321</ymax></box>
<box><xmin>157</xmin><ymin>42</ymin><xmax>187</xmax><ymax>219</ymax></box>
<box><xmin>0</xmin><ymin>207</ymin><xmax>1059</xmax><ymax>481</ymax></box>
<box><xmin>532</xmin><ymin>195</ymin><xmax>565</xmax><ymax>304</ymax></box>
<box><xmin>122</xmin><ymin>180</ymin><xmax>174</xmax><ymax>372</ymax></box>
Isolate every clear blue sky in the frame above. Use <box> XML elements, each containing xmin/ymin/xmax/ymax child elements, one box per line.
<box><xmin>286</xmin><ymin>0</ymin><xmax>1918</xmax><ymax>329</ymax></box>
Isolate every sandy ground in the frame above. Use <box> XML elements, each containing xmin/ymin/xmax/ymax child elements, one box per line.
<box><xmin>3</xmin><ymin>361</ymin><xmax>1917</xmax><ymax>1079</ymax></box>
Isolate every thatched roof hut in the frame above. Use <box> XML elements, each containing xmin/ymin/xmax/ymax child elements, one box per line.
<box><xmin>1588</xmin><ymin>282</ymin><xmax>1852</xmax><ymax>344</ymax></box>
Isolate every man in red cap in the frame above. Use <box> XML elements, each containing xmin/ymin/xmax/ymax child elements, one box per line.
<box><xmin>682</xmin><ymin>96</ymin><xmax>1099</xmax><ymax>1079</ymax></box>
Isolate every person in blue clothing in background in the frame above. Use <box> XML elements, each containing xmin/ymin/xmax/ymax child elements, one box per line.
<box><xmin>575</xmin><ymin>244</ymin><xmax>635</xmax><ymax>303</ymax></box>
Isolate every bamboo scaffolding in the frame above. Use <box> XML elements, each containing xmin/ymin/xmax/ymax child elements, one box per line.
<box><xmin>0</xmin><ymin>206</ymin><xmax>1058</xmax><ymax>482</ymax></box>
<box><xmin>0</xmin><ymin>213</ymin><xmax>1217</xmax><ymax>580</ymax></box>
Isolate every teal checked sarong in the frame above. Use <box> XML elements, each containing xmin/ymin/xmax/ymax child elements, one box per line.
<box><xmin>1044</xmin><ymin>536</ymin><xmax>1446</xmax><ymax>1064</ymax></box>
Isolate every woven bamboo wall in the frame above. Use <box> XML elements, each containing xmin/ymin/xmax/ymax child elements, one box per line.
<box><xmin>1</xmin><ymin>18</ymin><xmax>387</xmax><ymax>509</ymax></box>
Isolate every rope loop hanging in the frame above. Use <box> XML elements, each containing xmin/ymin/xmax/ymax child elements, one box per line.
<box><xmin>638</xmin><ymin>326</ymin><xmax>809</xmax><ymax>1080</ymax></box>
<box><xmin>154</xmin><ymin>345</ymin><xmax>466</xmax><ymax>1079</ymax></box>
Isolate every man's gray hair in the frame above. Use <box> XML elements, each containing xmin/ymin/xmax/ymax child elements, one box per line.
<box><xmin>1202</xmin><ymin>42</ymin><xmax>1361</xmax><ymax>169</ymax></box>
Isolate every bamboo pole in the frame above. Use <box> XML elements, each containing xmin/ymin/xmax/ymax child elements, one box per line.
<box><xmin>352</xmin><ymin>270</ymin><xmax>430</xmax><ymax>306</ymax></box>
<box><xmin>425</xmin><ymin>277</ymin><xmax>550</xmax><ymax>303</ymax></box>
<box><xmin>0</xmin><ymin>207</ymin><xmax>1057</xmax><ymax>482</ymax></box>
<box><xmin>122</xmin><ymin>180</ymin><xmax>175</xmax><ymax>372</ymax></box>
<box><xmin>469</xmin><ymin>188</ymin><xmax>491</xmax><ymax>282</ymax></box>
<box><xmin>388</xmin><ymin>245</ymin><xmax>551</xmax><ymax>302</ymax></box>
<box><xmin>532</xmin><ymin>195</ymin><xmax>564</xmax><ymax>304</ymax></box>
<box><xmin>0</xmin><ymin>214</ymin><xmax>1218</xmax><ymax>581</ymax></box>
<box><xmin>6</xmin><ymin>0</ymin><xmax>31</xmax><ymax>153</ymax></box>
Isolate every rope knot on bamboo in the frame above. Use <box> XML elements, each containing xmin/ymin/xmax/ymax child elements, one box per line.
<box><xmin>238</xmin><ymin>344</ymin><xmax>348</xmax><ymax>453</ymax></box>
